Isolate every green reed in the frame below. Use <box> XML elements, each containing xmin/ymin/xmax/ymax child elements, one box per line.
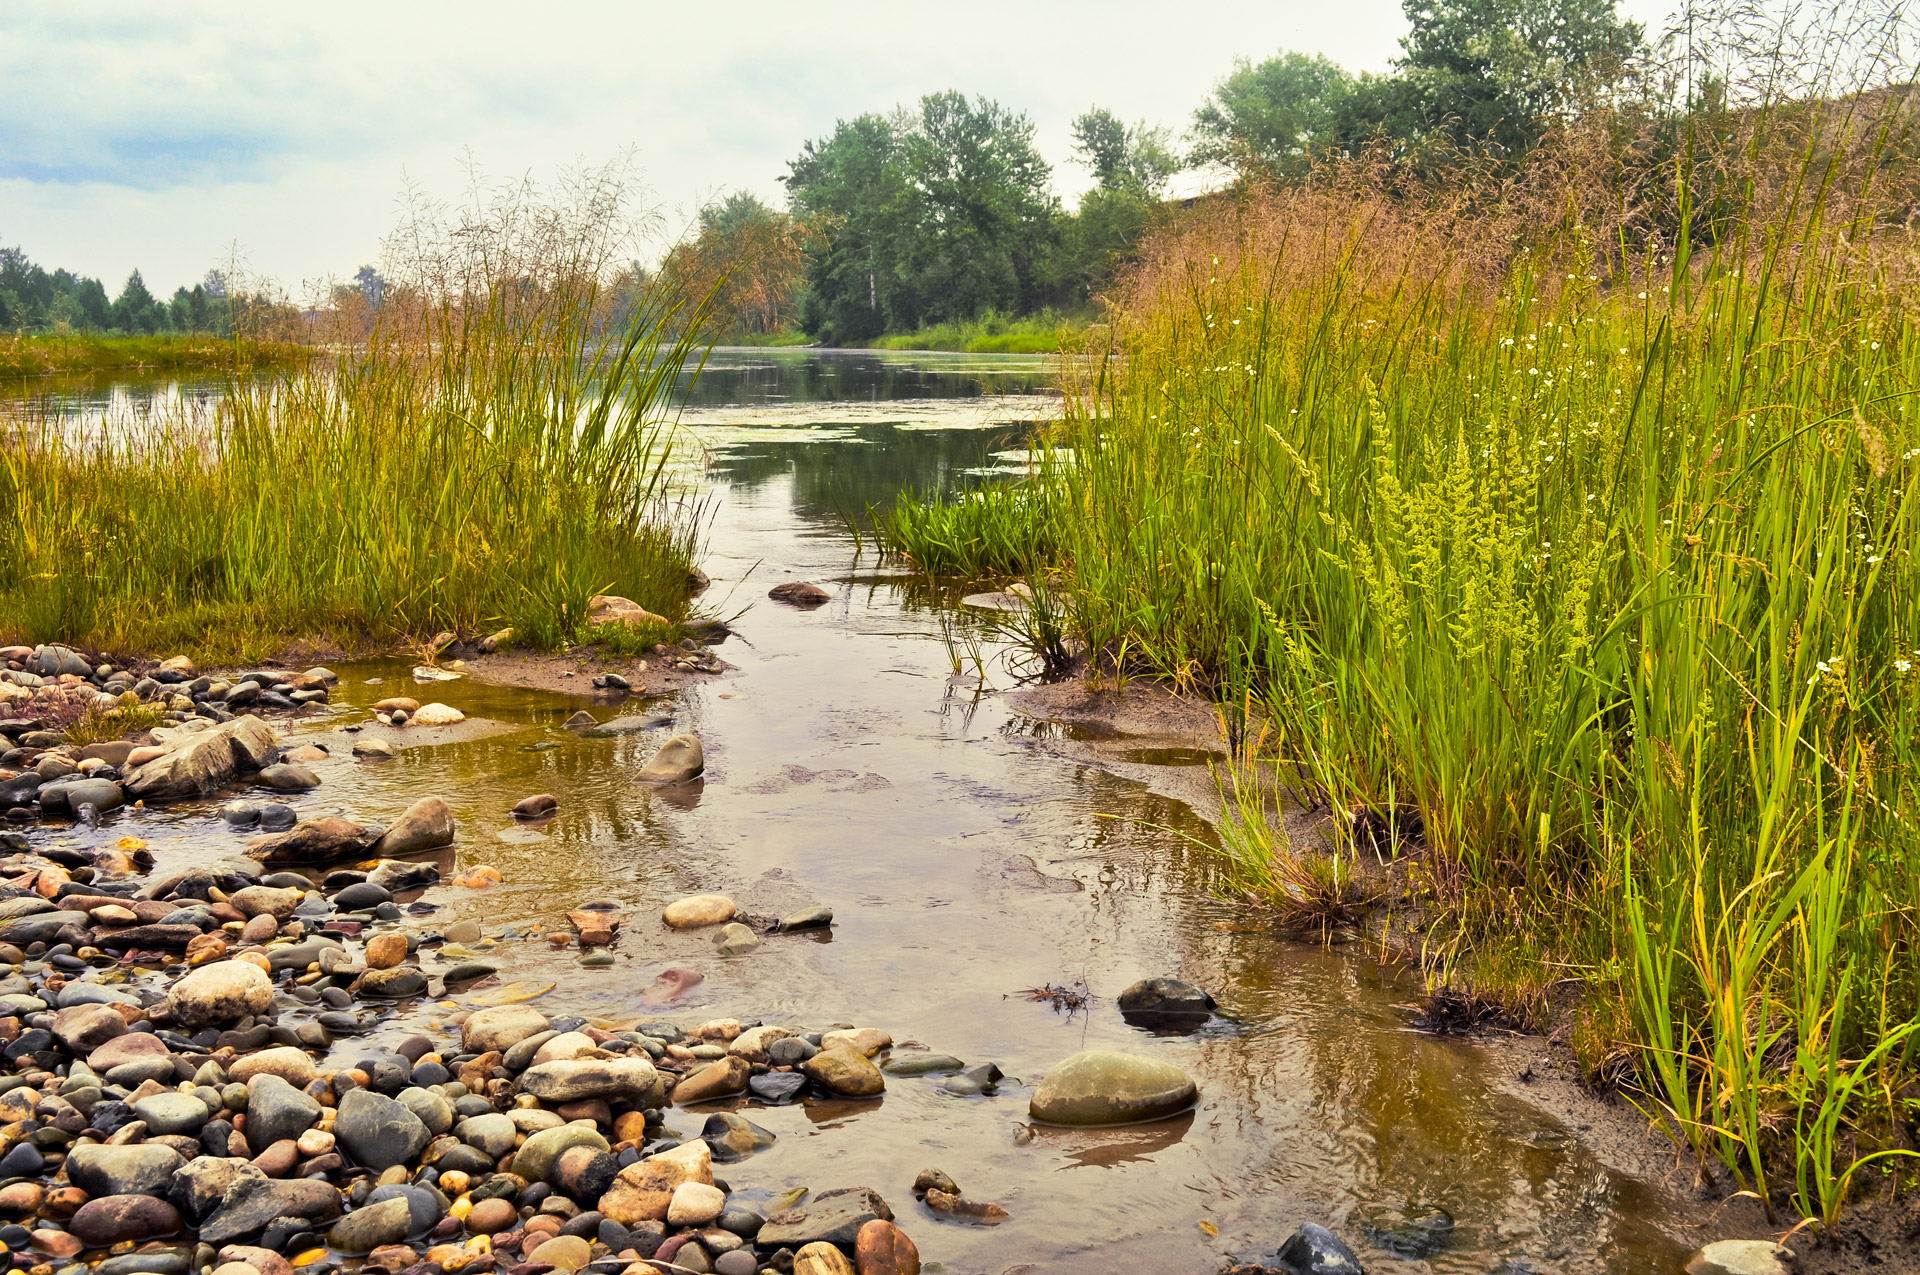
<box><xmin>885</xmin><ymin>117</ymin><xmax>1920</xmax><ymax>1219</ymax></box>
<box><xmin>0</xmin><ymin>275</ymin><xmax>711</xmax><ymax>663</ymax></box>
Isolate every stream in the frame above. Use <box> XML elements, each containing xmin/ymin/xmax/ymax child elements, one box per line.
<box><xmin>12</xmin><ymin>350</ymin><xmax>1705</xmax><ymax>1273</ymax></box>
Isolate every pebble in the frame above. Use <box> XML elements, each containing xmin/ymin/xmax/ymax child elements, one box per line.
<box><xmin>663</xmin><ymin>894</ymin><xmax>737</xmax><ymax>929</ymax></box>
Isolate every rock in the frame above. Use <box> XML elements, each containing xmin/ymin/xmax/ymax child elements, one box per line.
<box><xmin>728</xmin><ymin>1025</ymin><xmax>793</xmax><ymax>1063</ymax></box>
<box><xmin>673</xmin><ymin>1056</ymin><xmax>751</xmax><ymax>1105</ymax></box>
<box><xmin>1028</xmin><ymin>1050</ymin><xmax>1197</xmax><ymax>1125</ymax></box>
<box><xmin>512</xmin><ymin>793</ymin><xmax>558</xmax><ymax>818</ymax></box>
<box><xmin>66</xmin><ymin>1143</ymin><xmax>185</xmax><ymax>1198</ymax></box>
<box><xmin>243</xmin><ymin>1075</ymin><xmax>321</xmax><ymax>1152</ymax></box>
<box><xmin>802</xmin><ymin>1048</ymin><xmax>885</xmax><ymax>1098</ymax></box>
<box><xmin>357</xmin><ymin>966</ymin><xmax>426</xmax><ymax>998</ymax></box>
<box><xmin>367</xmin><ymin>859</ymin><xmax>439</xmax><ymax>892</ymax></box>
<box><xmin>168</xmin><ymin>1156</ymin><xmax>245</xmax><ymax>1224</ymax></box>
<box><xmin>328</xmin><ymin>1196</ymin><xmax>414</xmax><ymax>1254</ymax></box>
<box><xmin>1274</xmin><ymin>1223</ymin><xmax>1367</xmax><ymax>1275</ymax></box>
<box><xmin>775</xmin><ymin>906</ymin><xmax>833</xmax><ymax>933</ymax></box>
<box><xmin>229</xmin><ymin>886</ymin><xmax>303</xmax><ymax>920</ymax></box>
<box><xmin>456</xmin><ymin>1112</ymin><xmax>517</xmax><ymax>1159</ymax></box>
<box><xmin>760</xmin><ymin>1187</ymin><xmax>893</xmax><ymax>1248</ymax></box>
<box><xmin>255</xmin><ymin>763</ymin><xmax>319</xmax><ymax>791</ymax></box>
<box><xmin>168</xmin><ymin>960</ymin><xmax>274</xmax><ymax>1027</ymax></box>
<box><xmin>465</xmin><ymin>1197</ymin><xmax>517</xmax><ymax>1234</ymax></box>
<box><xmin>229</xmin><ymin>1046</ymin><xmax>317</xmax><ymax>1087</ymax></box>
<box><xmin>366</xmin><ymin>1182</ymin><xmax>441</xmax><ymax>1237</ymax></box>
<box><xmin>133</xmin><ymin>1092</ymin><xmax>210</xmax><ymax>1136</ymax></box>
<box><xmin>411</xmin><ymin>703</ymin><xmax>464</xmax><ymax>725</ymax></box>
<box><xmin>1685</xmin><ymin>1241</ymin><xmax>1797</xmax><ymax>1275</ymax></box>
<box><xmin>856</xmin><ymin>1218</ymin><xmax>921</xmax><ymax>1275</ymax></box>
<box><xmin>922</xmin><ymin>1188</ymin><xmax>1008</xmax><ymax>1224</ymax></box>
<box><xmin>714</xmin><ymin>922</ymin><xmax>759</xmax><ymax>956</ymax></box>
<box><xmin>68</xmin><ymin>1194</ymin><xmax>184</xmax><ymax>1246</ymax></box>
<box><xmin>882</xmin><ymin>1054</ymin><xmax>964</xmax><ymax>1077</ymax></box>
<box><xmin>1117</xmin><ymin>977</ymin><xmax>1216</xmax><ymax>1030</ymax></box>
<box><xmin>463</xmin><ymin>1005</ymin><xmax>550</xmax><ymax>1052</ymax></box>
<box><xmin>598</xmin><ymin>1140</ymin><xmax>714</xmax><ymax>1226</ymax></box>
<box><xmin>700</xmin><ymin>1112</ymin><xmax>775</xmax><ymax>1163</ymax></box>
<box><xmin>821</xmin><ymin>1028</ymin><xmax>891</xmax><ymax>1057</ymax></box>
<box><xmin>511</xmin><ymin>1125</ymin><xmax>609</xmax><ymax>1183</ymax></box>
<box><xmin>792</xmin><ymin>1245</ymin><xmax>856</xmax><ymax>1275</ymax></box>
<box><xmin>912</xmin><ymin>1169</ymin><xmax>957</xmax><ymax>1197</ymax></box>
<box><xmin>527</xmin><ymin>1234</ymin><xmax>592</xmax><ymax>1272</ymax></box>
<box><xmin>198</xmin><ymin>1166</ymin><xmax>342</xmax><ymax>1244</ymax></box>
<box><xmin>334</xmin><ymin>881</ymin><xmax>391</xmax><ymax>910</ymax></box>
<box><xmin>53</xmin><ymin>1002</ymin><xmax>128</xmax><ymax>1054</ymax></box>
<box><xmin>1362</xmin><ymin>1203</ymin><xmax>1455</xmax><ymax>1258</ymax></box>
<box><xmin>246</xmin><ymin>816</ymin><xmax>382</xmax><ymax>866</ymax></box>
<box><xmin>587</xmin><ymin>595</ymin><xmax>670</xmax><ymax>629</ymax></box>
<box><xmin>520</xmin><ymin>1056</ymin><xmax>661</xmax><ymax>1103</ymax></box>
<box><xmin>637</xmin><ymin>734</ymin><xmax>704</xmax><ymax>783</ymax></box>
<box><xmin>749</xmin><ymin>1072</ymin><xmax>806</xmax><ymax>1104</ymax></box>
<box><xmin>668</xmin><ymin>1181</ymin><xmax>726</xmax><ymax>1227</ymax></box>
<box><xmin>334</xmin><ymin>1088</ymin><xmax>431</xmax><ymax>1170</ymax></box>
<box><xmin>352</xmin><ymin>739</ymin><xmax>396</xmax><ymax>759</ymax></box>
<box><xmin>551</xmin><ymin>1144</ymin><xmax>620</xmax><ymax>1201</ymax></box>
<box><xmin>768</xmin><ymin>581</ymin><xmax>831</xmax><ymax>606</ymax></box>
<box><xmin>365</xmin><ymin>932</ymin><xmax>408</xmax><ymax>969</ymax></box>
<box><xmin>124</xmin><ymin>717</ymin><xmax>277</xmax><ymax>802</ymax></box>
<box><xmin>662</xmin><ymin>894</ymin><xmax>735</xmax><ymax>929</ymax></box>
<box><xmin>89</xmin><ymin>1030</ymin><xmax>170</xmax><ymax>1071</ymax></box>
<box><xmin>370</xmin><ymin>796</ymin><xmax>455</xmax><ymax>857</ymax></box>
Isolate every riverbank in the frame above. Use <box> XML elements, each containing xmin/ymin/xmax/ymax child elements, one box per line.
<box><xmin>884</xmin><ymin>126</ymin><xmax>1920</xmax><ymax>1236</ymax></box>
<box><xmin>0</xmin><ymin>335</ymin><xmax>312</xmax><ymax>380</ymax></box>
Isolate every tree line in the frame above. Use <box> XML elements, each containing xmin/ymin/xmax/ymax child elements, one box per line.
<box><xmin>0</xmin><ymin>246</ymin><xmax>251</xmax><ymax>337</ymax></box>
<box><xmin>681</xmin><ymin>0</ymin><xmax>1650</xmax><ymax>344</ymax></box>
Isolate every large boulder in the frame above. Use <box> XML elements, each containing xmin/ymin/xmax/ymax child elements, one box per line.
<box><xmin>1028</xmin><ymin>1050</ymin><xmax>1197</xmax><ymax>1126</ymax></box>
<box><xmin>1274</xmin><ymin>1223</ymin><xmax>1367</xmax><ymax>1274</ymax></box>
<box><xmin>124</xmin><ymin>717</ymin><xmax>277</xmax><ymax>802</ymax></box>
<box><xmin>1116</xmin><ymin>977</ymin><xmax>1216</xmax><ymax>1031</ymax></box>
<box><xmin>1685</xmin><ymin>1241</ymin><xmax>1797</xmax><ymax>1275</ymax></box>
<box><xmin>167</xmin><ymin>960</ymin><xmax>273</xmax><ymax>1028</ymax></box>
<box><xmin>245</xmin><ymin>817</ymin><xmax>381</xmax><ymax>866</ymax></box>
<box><xmin>370</xmin><ymin>796</ymin><xmax>455</xmax><ymax>857</ymax></box>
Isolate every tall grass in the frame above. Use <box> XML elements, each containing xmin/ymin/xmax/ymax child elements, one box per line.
<box><xmin>0</xmin><ymin>172</ymin><xmax>711</xmax><ymax>662</ymax></box>
<box><xmin>870</xmin><ymin>308</ymin><xmax>1087</xmax><ymax>354</ymax></box>
<box><xmin>886</xmin><ymin>88</ymin><xmax>1920</xmax><ymax>1222</ymax></box>
<box><xmin>0</xmin><ymin>333</ymin><xmax>311</xmax><ymax>379</ymax></box>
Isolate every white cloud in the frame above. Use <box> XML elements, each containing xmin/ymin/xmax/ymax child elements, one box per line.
<box><xmin>1</xmin><ymin>0</ymin><xmax>1680</xmax><ymax>292</ymax></box>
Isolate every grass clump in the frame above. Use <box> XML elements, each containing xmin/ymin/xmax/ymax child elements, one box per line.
<box><xmin>870</xmin><ymin>309</ymin><xmax>1086</xmax><ymax>354</ymax></box>
<box><xmin>0</xmin><ymin>169</ymin><xmax>711</xmax><ymax>664</ymax></box>
<box><xmin>889</xmin><ymin>86</ymin><xmax>1920</xmax><ymax>1225</ymax></box>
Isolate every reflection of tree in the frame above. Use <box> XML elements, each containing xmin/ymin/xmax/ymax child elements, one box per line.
<box><xmin>704</xmin><ymin>420</ymin><xmax>1038</xmax><ymax>522</ymax></box>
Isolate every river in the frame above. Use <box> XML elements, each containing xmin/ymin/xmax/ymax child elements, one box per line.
<box><xmin>9</xmin><ymin>350</ymin><xmax>1708</xmax><ymax>1273</ymax></box>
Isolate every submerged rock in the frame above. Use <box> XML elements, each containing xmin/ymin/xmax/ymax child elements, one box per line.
<box><xmin>768</xmin><ymin>581</ymin><xmax>831</xmax><ymax>606</ymax></box>
<box><xmin>1274</xmin><ymin>1223</ymin><xmax>1367</xmax><ymax>1275</ymax></box>
<box><xmin>1117</xmin><ymin>977</ymin><xmax>1216</xmax><ymax>1031</ymax></box>
<box><xmin>1685</xmin><ymin>1241</ymin><xmax>1797</xmax><ymax>1275</ymax></box>
<box><xmin>1028</xmin><ymin>1049</ymin><xmax>1196</xmax><ymax>1125</ymax></box>
<box><xmin>246</xmin><ymin>816</ymin><xmax>382</xmax><ymax>866</ymax></box>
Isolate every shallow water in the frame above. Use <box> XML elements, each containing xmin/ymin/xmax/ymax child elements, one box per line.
<box><xmin>15</xmin><ymin>352</ymin><xmax>1704</xmax><ymax>1273</ymax></box>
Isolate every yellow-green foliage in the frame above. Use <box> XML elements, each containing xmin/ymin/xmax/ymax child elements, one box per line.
<box><xmin>0</xmin><ymin>278</ymin><xmax>709</xmax><ymax>664</ymax></box>
<box><xmin>0</xmin><ymin>334</ymin><xmax>310</xmax><ymax>379</ymax></box>
<box><xmin>897</xmin><ymin>105</ymin><xmax>1920</xmax><ymax>1218</ymax></box>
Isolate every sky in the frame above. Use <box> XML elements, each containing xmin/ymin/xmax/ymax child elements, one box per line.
<box><xmin>0</xmin><ymin>0</ymin><xmax>1679</xmax><ymax>299</ymax></box>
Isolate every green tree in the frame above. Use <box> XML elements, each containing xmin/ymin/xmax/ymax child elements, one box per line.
<box><xmin>1190</xmin><ymin>52</ymin><xmax>1360</xmax><ymax>176</ymax></box>
<box><xmin>1071</xmin><ymin>108</ymin><xmax>1179</xmax><ymax>194</ymax></box>
<box><xmin>110</xmin><ymin>269</ymin><xmax>163</xmax><ymax>334</ymax></box>
<box><xmin>1396</xmin><ymin>0</ymin><xmax>1644</xmax><ymax>153</ymax></box>
<box><xmin>785</xmin><ymin>92</ymin><xmax>1059</xmax><ymax>342</ymax></box>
